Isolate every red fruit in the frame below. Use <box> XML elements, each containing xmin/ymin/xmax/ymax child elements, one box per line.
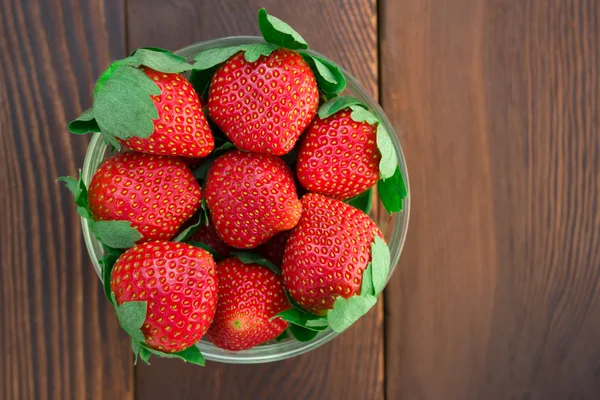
<box><xmin>189</xmin><ymin>222</ymin><xmax>233</xmax><ymax>259</ymax></box>
<box><xmin>207</xmin><ymin>49</ymin><xmax>319</xmax><ymax>156</ymax></box>
<box><xmin>121</xmin><ymin>69</ymin><xmax>214</xmax><ymax>157</ymax></box>
<box><xmin>282</xmin><ymin>193</ymin><xmax>383</xmax><ymax>314</ymax></box>
<box><xmin>88</xmin><ymin>152</ymin><xmax>202</xmax><ymax>242</ymax></box>
<box><xmin>111</xmin><ymin>241</ymin><xmax>218</xmax><ymax>352</ymax></box>
<box><xmin>207</xmin><ymin>258</ymin><xmax>289</xmax><ymax>351</ymax></box>
<box><xmin>205</xmin><ymin>150</ymin><xmax>302</xmax><ymax>249</ymax></box>
<box><xmin>256</xmin><ymin>231</ymin><xmax>290</xmax><ymax>266</ymax></box>
<box><xmin>297</xmin><ymin>110</ymin><xmax>381</xmax><ymax>200</ymax></box>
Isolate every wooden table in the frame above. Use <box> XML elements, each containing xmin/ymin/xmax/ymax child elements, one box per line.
<box><xmin>1</xmin><ymin>1</ymin><xmax>599</xmax><ymax>399</ymax></box>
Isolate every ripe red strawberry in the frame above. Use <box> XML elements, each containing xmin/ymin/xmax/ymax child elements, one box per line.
<box><xmin>207</xmin><ymin>49</ymin><xmax>319</xmax><ymax>156</ymax></box>
<box><xmin>121</xmin><ymin>69</ymin><xmax>214</xmax><ymax>157</ymax></box>
<box><xmin>88</xmin><ymin>152</ymin><xmax>201</xmax><ymax>242</ymax></box>
<box><xmin>204</xmin><ymin>150</ymin><xmax>302</xmax><ymax>249</ymax></box>
<box><xmin>282</xmin><ymin>193</ymin><xmax>383</xmax><ymax>315</ymax></box>
<box><xmin>189</xmin><ymin>222</ymin><xmax>233</xmax><ymax>258</ymax></box>
<box><xmin>256</xmin><ymin>231</ymin><xmax>290</xmax><ymax>266</ymax></box>
<box><xmin>207</xmin><ymin>258</ymin><xmax>289</xmax><ymax>351</ymax></box>
<box><xmin>111</xmin><ymin>241</ymin><xmax>218</xmax><ymax>352</ymax></box>
<box><xmin>296</xmin><ymin>109</ymin><xmax>381</xmax><ymax>199</ymax></box>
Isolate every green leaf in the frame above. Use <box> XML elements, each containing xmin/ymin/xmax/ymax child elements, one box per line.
<box><xmin>232</xmin><ymin>251</ymin><xmax>281</xmax><ymax>274</ymax></box>
<box><xmin>173</xmin><ymin>214</ymin><xmax>203</xmax><ymax>242</ymax></box>
<box><xmin>377</xmin><ymin>167</ymin><xmax>407</xmax><ymax>214</ymax></box>
<box><xmin>313</xmin><ymin>58</ymin><xmax>337</xmax><ymax>84</ymax></box>
<box><xmin>276</xmin><ymin>308</ymin><xmax>328</xmax><ymax>331</ymax></box>
<box><xmin>101</xmin><ymin>132</ymin><xmax>122</xmax><ymax>151</ymax></box>
<box><xmin>93</xmin><ymin>65</ymin><xmax>160</xmax><ymax>140</ymax></box>
<box><xmin>132</xmin><ymin>338</ymin><xmax>142</xmax><ymax>365</ymax></box>
<box><xmin>370</xmin><ymin>236</ymin><xmax>390</xmax><ymax>296</ymax></box>
<box><xmin>57</xmin><ymin>176</ymin><xmax>79</xmax><ymax>197</ymax></box>
<box><xmin>58</xmin><ymin>173</ymin><xmax>92</xmax><ymax>219</ymax></box>
<box><xmin>186</xmin><ymin>241</ymin><xmax>217</xmax><ymax>257</ymax></box>
<box><xmin>318</xmin><ymin>96</ymin><xmax>365</xmax><ymax>119</ymax></box>
<box><xmin>376</xmin><ymin>124</ymin><xmax>397</xmax><ymax>179</ymax></box>
<box><xmin>257</xmin><ymin>8</ymin><xmax>308</xmax><ymax>50</ymax></box>
<box><xmin>188</xmin><ymin>67</ymin><xmax>216</xmax><ymax>99</ymax></box>
<box><xmin>138</xmin><ymin>345</ymin><xmax>152</xmax><ymax>364</ymax></box>
<box><xmin>115</xmin><ymin>300</ymin><xmax>147</xmax><ymax>342</ymax></box>
<box><xmin>360</xmin><ymin>263</ymin><xmax>375</xmax><ymax>296</ymax></box>
<box><xmin>305</xmin><ymin>318</ymin><xmax>330</xmax><ymax>329</ymax></box>
<box><xmin>191</xmin><ymin>47</ymin><xmax>245</xmax><ymax>71</ymax></box>
<box><xmin>90</xmin><ymin>220</ymin><xmax>142</xmax><ymax>248</ymax></box>
<box><xmin>68</xmin><ymin>108</ymin><xmax>101</xmax><ymax>134</ymax></box>
<box><xmin>142</xmin><ymin>343</ymin><xmax>205</xmax><ymax>366</ymax></box>
<box><xmin>214</xmin><ymin>141</ymin><xmax>236</xmax><ymax>155</ymax></box>
<box><xmin>327</xmin><ymin>295</ymin><xmax>377</xmax><ymax>333</ymax></box>
<box><xmin>275</xmin><ymin>330</ymin><xmax>289</xmax><ymax>342</ymax></box>
<box><xmin>288</xmin><ymin>324</ymin><xmax>319</xmax><ymax>342</ymax></box>
<box><xmin>123</xmin><ymin>47</ymin><xmax>192</xmax><ymax>73</ymax></box>
<box><xmin>200</xmin><ymin>199</ymin><xmax>210</xmax><ymax>227</ymax></box>
<box><xmin>241</xmin><ymin>43</ymin><xmax>280</xmax><ymax>63</ymax></box>
<box><xmin>77</xmin><ymin>206</ymin><xmax>93</xmax><ymax>219</ymax></box>
<box><xmin>348</xmin><ymin>104</ymin><xmax>379</xmax><ymax>125</ymax></box>
<box><xmin>300</xmin><ymin>53</ymin><xmax>346</xmax><ymax>95</ymax></box>
<box><xmin>99</xmin><ymin>249</ymin><xmax>121</xmax><ymax>305</ymax></box>
<box><xmin>191</xmin><ymin>44</ymin><xmax>280</xmax><ymax>72</ymax></box>
<box><xmin>346</xmin><ymin>187</ymin><xmax>373</xmax><ymax>214</ymax></box>
<box><xmin>57</xmin><ymin>175</ymin><xmax>87</xmax><ymax>206</ymax></box>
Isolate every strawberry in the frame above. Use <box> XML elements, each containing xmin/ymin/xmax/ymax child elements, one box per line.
<box><xmin>189</xmin><ymin>222</ymin><xmax>233</xmax><ymax>258</ymax></box>
<box><xmin>120</xmin><ymin>69</ymin><xmax>214</xmax><ymax>157</ymax></box>
<box><xmin>207</xmin><ymin>49</ymin><xmax>319</xmax><ymax>156</ymax></box>
<box><xmin>207</xmin><ymin>257</ymin><xmax>289</xmax><ymax>351</ymax></box>
<box><xmin>282</xmin><ymin>193</ymin><xmax>383</xmax><ymax>314</ymax></box>
<box><xmin>256</xmin><ymin>231</ymin><xmax>290</xmax><ymax>267</ymax></box>
<box><xmin>111</xmin><ymin>241</ymin><xmax>218</xmax><ymax>352</ymax></box>
<box><xmin>204</xmin><ymin>150</ymin><xmax>302</xmax><ymax>249</ymax></box>
<box><xmin>88</xmin><ymin>152</ymin><xmax>201</xmax><ymax>242</ymax></box>
<box><xmin>297</xmin><ymin>109</ymin><xmax>381</xmax><ymax>200</ymax></box>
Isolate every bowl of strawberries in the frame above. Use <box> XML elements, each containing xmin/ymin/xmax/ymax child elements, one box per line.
<box><xmin>60</xmin><ymin>8</ymin><xmax>409</xmax><ymax>365</ymax></box>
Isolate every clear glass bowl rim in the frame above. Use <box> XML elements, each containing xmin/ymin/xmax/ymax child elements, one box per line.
<box><xmin>81</xmin><ymin>36</ymin><xmax>410</xmax><ymax>364</ymax></box>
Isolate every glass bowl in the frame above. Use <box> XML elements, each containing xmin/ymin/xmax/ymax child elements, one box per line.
<box><xmin>81</xmin><ymin>36</ymin><xmax>410</xmax><ymax>364</ymax></box>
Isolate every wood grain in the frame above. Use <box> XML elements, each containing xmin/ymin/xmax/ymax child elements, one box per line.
<box><xmin>0</xmin><ymin>0</ymin><xmax>134</xmax><ymax>399</ymax></box>
<box><xmin>128</xmin><ymin>1</ymin><xmax>384</xmax><ymax>399</ymax></box>
<box><xmin>381</xmin><ymin>0</ymin><xmax>600</xmax><ymax>398</ymax></box>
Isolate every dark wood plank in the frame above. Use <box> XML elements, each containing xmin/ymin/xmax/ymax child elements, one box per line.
<box><xmin>381</xmin><ymin>0</ymin><xmax>600</xmax><ymax>398</ymax></box>
<box><xmin>128</xmin><ymin>2</ymin><xmax>383</xmax><ymax>399</ymax></box>
<box><xmin>0</xmin><ymin>0</ymin><xmax>134</xmax><ymax>399</ymax></box>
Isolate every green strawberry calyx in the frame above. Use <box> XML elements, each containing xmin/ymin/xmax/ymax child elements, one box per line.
<box><xmin>318</xmin><ymin>96</ymin><xmax>408</xmax><ymax>214</ymax></box>
<box><xmin>68</xmin><ymin>47</ymin><xmax>193</xmax><ymax>145</ymax></box>
<box><xmin>109</xmin><ymin>293</ymin><xmax>205</xmax><ymax>366</ymax></box>
<box><xmin>188</xmin><ymin>8</ymin><xmax>345</xmax><ymax>98</ymax></box>
<box><xmin>278</xmin><ymin>236</ymin><xmax>391</xmax><ymax>337</ymax></box>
